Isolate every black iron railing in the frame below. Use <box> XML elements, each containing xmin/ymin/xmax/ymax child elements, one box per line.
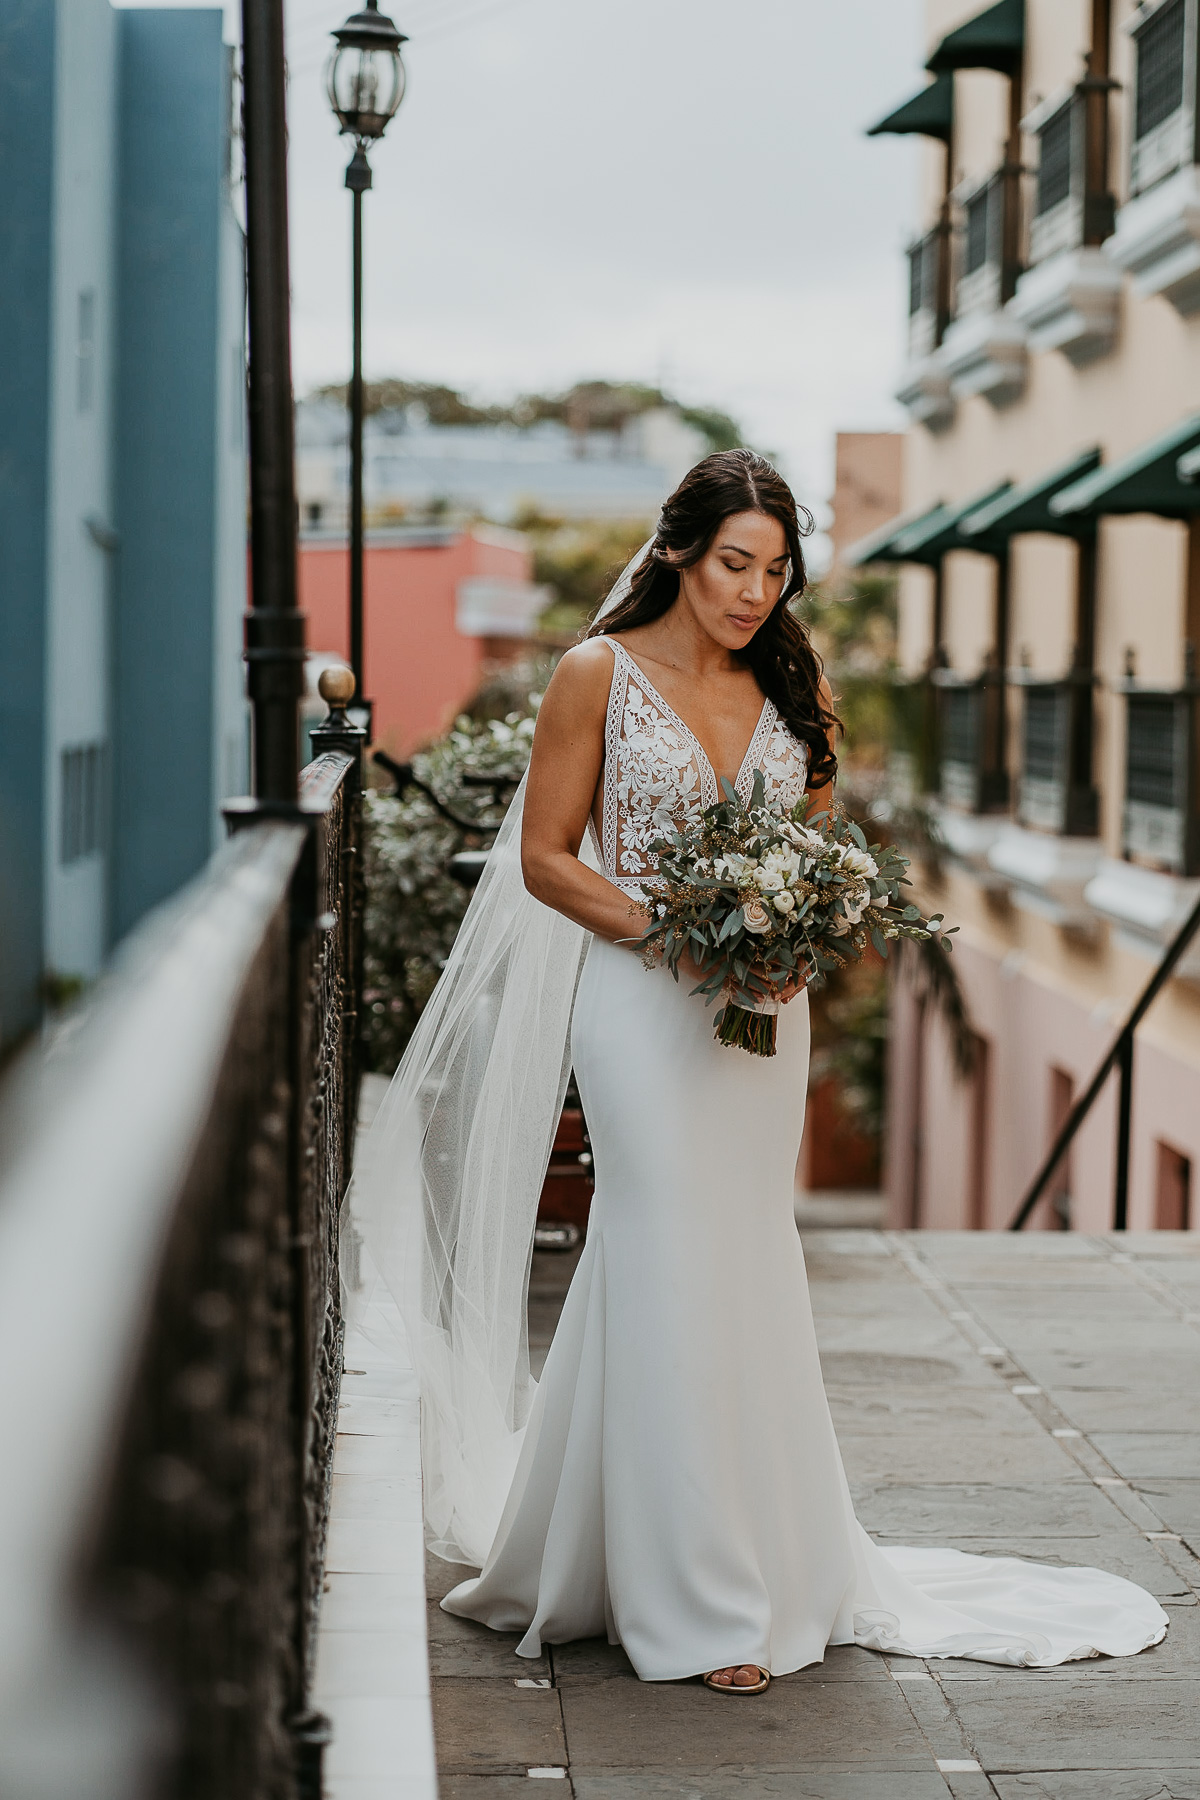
<box><xmin>1010</xmin><ymin>881</ymin><xmax>1200</xmax><ymax>1230</ymax></box>
<box><xmin>0</xmin><ymin>711</ymin><xmax>364</xmax><ymax>1798</ymax></box>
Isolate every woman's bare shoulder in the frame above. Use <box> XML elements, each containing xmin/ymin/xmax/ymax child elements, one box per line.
<box><xmin>545</xmin><ymin>638</ymin><xmax>616</xmax><ymax>697</ymax></box>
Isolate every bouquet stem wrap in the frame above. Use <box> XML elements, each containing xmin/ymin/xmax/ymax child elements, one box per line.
<box><xmin>715</xmin><ymin>984</ymin><xmax>780</xmax><ymax>1057</ymax></box>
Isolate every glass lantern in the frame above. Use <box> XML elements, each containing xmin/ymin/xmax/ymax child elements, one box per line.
<box><xmin>327</xmin><ymin>2</ymin><xmax>407</xmax><ymax>142</ymax></box>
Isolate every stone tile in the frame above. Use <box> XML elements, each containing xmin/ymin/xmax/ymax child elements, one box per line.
<box><xmin>818</xmin><ymin>1348</ymin><xmax>1002</xmax><ymax>1389</ymax></box>
<box><xmin>330</xmin><ymin>1471</ymin><xmax>423</xmax><ymax>1525</ymax></box>
<box><xmin>1049</xmin><ymin>1391</ymin><xmax>1200</xmax><ymax>1435</ymax></box>
<box><xmin>815</xmin><ymin>1318</ymin><xmax>985</xmax><ymax>1356</ymax></box>
<box><xmin>326</xmin><ymin>1515</ymin><xmax>425</xmax><ymax>1576</ymax></box>
<box><xmin>550</xmin><ymin>1637</ymin><xmax>892</xmax><ymax>1686</ymax></box>
<box><xmin>1127</xmin><ymin>1481</ymin><xmax>1200</xmax><ymax>1536</ymax></box>
<box><xmin>838</xmin><ymin>1433</ymin><xmax>1083</xmax><ymax>1486</ymax></box>
<box><xmin>825</xmin><ymin>1384</ymin><xmax>1045</xmax><ymax>1437</ymax></box>
<box><xmin>325</xmin><ymin>1778</ymin><xmax>438</xmax><ymax>1799</ymax></box>
<box><xmin>803</xmin><ymin>1250</ymin><xmax>912</xmax><ymax>1286</ymax></box>
<box><xmin>852</xmin><ymin>1481</ymin><xmax>1122</xmax><ymax>1540</ymax></box>
<box><xmin>322</xmin><ymin>1571</ymin><xmax>427</xmax><ymax>1631</ymax></box>
<box><xmin>433</xmin><ymin>1679</ymin><xmax>566</xmax><ymax>1775</ymax></box>
<box><xmin>315</xmin><ymin>1626</ymin><xmax>430</xmax><ymax>1698</ymax></box>
<box><xmin>1091</xmin><ymin>1436</ymin><xmax>1200</xmax><ymax>1480</ymax></box>
<box><xmin>557</xmin><ymin>1674</ymin><xmax>934</xmax><ymax>1770</ymax></box>
<box><xmin>333</xmin><ymin>1432</ymin><xmax>417</xmax><ymax>1479</ymax></box>
<box><xmin>425</xmin><ymin>1549</ymin><xmax>479</xmax><ymax>1602</ymax></box>
<box><xmin>1013</xmin><ymin>1350</ymin><xmax>1200</xmax><ymax>1395</ymax></box>
<box><xmin>991</xmin><ymin>1776</ymin><xmax>1200</xmax><ymax>1799</ymax></box>
<box><xmin>439</xmin><ymin>1781</ymin><xmax>557</xmax><ymax>1799</ymax></box>
<box><xmin>572</xmin><ymin>1775</ymin><xmax>953</xmax><ymax>1799</ymax></box>
<box><xmin>337</xmin><ymin>1392</ymin><xmax>422</xmax><ymax>1439</ymax></box>
<box><xmin>941</xmin><ymin>1674</ymin><xmax>1200</xmax><ymax>1769</ymax></box>
<box><xmin>427</xmin><ymin>1601</ymin><xmax>549</xmax><ymax>1679</ymax></box>
<box><xmin>323</xmin><ymin>1693</ymin><xmax>437</xmax><ymax>1782</ymax></box>
<box><xmin>959</xmin><ymin>1287</ymin><xmax>1169</xmax><ymax>1323</ymax></box>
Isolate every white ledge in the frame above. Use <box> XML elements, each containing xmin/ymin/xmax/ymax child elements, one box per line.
<box><xmin>940</xmin><ymin>308</ymin><xmax>1028</xmax><ymax>406</ymax></box>
<box><xmin>1010</xmin><ymin>248</ymin><xmax>1122</xmax><ymax>365</ymax></box>
<box><xmin>986</xmin><ymin>825</ymin><xmax>1103</xmax><ymax>925</ymax></box>
<box><xmin>895</xmin><ymin>350</ymin><xmax>956</xmax><ymax>430</ymax></box>
<box><xmin>1107</xmin><ymin>165</ymin><xmax>1200</xmax><ymax>316</ymax></box>
<box><xmin>931</xmin><ymin>805</ymin><xmax>1009</xmax><ymax>877</ymax></box>
<box><xmin>1084</xmin><ymin>856</ymin><xmax>1200</xmax><ymax>977</ymax></box>
<box><xmin>316</xmin><ymin>1073</ymin><xmax>437</xmax><ymax>1800</ymax></box>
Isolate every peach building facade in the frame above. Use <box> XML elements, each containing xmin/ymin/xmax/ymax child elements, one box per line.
<box><xmin>298</xmin><ymin>525</ymin><xmax>546</xmax><ymax>759</ymax></box>
<box><xmin>858</xmin><ymin>0</ymin><xmax>1200</xmax><ymax>1232</ymax></box>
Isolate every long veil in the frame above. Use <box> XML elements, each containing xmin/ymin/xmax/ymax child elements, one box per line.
<box><xmin>345</xmin><ymin>541</ymin><xmax>653</xmax><ymax>1567</ymax></box>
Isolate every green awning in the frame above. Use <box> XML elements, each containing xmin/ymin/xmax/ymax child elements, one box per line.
<box><xmin>890</xmin><ymin>480</ymin><xmax>1013</xmax><ymax>563</ymax></box>
<box><xmin>1049</xmin><ymin>416</ymin><xmax>1200</xmax><ymax>522</ymax></box>
<box><xmin>867</xmin><ymin>72</ymin><xmax>954</xmax><ymax>143</ymax></box>
<box><xmin>927</xmin><ymin>0</ymin><xmax>1024</xmax><ymax>75</ymax></box>
<box><xmin>958</xmin><ymin>447</ymin><xmax>1102</xmax><ymax>542</ymax></box>
<box><xmin>843</xmin><ymin>502</ymin><xmax>947</xmax><ymax>568</ymax></box>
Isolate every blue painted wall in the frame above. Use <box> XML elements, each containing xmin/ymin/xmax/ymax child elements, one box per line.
<box><xmin>112</xmin><ymin>8</ymin><xmax>227</xmax><ymax>937</ymax></box>
<box><xmin>0</xmin><ymin>0</ymin><xmax>56</xmax><ymax>1043</ymax></box>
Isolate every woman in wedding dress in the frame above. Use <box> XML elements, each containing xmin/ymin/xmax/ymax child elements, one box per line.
<box><xmin>351</xmin><ymin>450</ymin><xmax>1167</xmax><ymax>1694</ymax></box>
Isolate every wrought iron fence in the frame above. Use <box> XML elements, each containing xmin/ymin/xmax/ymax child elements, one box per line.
<box><xmin>0</xmin><ymin>721</ymin><xmax>363</xmax><ymax>1800</ymax></box>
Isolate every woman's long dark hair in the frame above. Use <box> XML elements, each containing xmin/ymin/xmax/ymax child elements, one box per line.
<box><xmin>587</xmin><ymin>448</ymin><xmax>838</xmax><ymax>787</ymax></box>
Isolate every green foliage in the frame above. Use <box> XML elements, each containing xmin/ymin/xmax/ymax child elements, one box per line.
<box><xmin>514</xmin><ymin>511</ymin><xmax>657</xmax><ymax>638</ymax></box>
<box><xmin>809</xmin><ymin>959</ymin><xmax>889</xmax><ymax>1139</ymax></box>
<box><xmin>362</xmin><ymin>707</ymin><xmax>538</xmax><ymax>1073</ymax></box>
<box><xmin>796</xmin><ymin>570</ymin><xmax>898</xmax><ymax>774</ymax></box>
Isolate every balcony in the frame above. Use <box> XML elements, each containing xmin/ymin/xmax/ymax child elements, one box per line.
<box><xmin>1120</xmin><ymin>681</ymin><xmax>1200</xmax><ymax>873</ymax></box>
<box><xmin>941</xmin><ymin>173</ymin><xmax>1029</xmax><ymax>405</ymax></box>
<box><xmin>1106</xmin><ymin>0</ymin><xmax>1200</xmax><ymax>314</ymax></box>
<box><xmin>933</xmin><ymin>668</ymin><xmax>1008</xmax><ymax>814</ymax></box>
<box><xmin>896</xmin><ymin>226</ymin><xmax>955</xmax><ymax>429</ymax></box>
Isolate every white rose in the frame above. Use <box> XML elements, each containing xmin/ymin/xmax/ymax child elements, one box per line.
<box><xmin>772</xmin><ymin>890</ymin><xmax>796</xmax><ymax>915</ymax></box>
<box><xmin>838</xmin><ymin>846</ymin><xmax>878</xmax><ymax>880</ymax></box>
<box><xmin>842</xmin><ymin>888</ymin><xmax>868</xmax><ymax>926</ymax></box>
<box><xmin>742</xmin><ymin>899</ymin><xmax>772</xmax><ymax>934</ymax></box>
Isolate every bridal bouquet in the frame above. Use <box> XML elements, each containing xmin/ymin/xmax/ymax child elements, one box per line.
<box><xmin>636</xmin><ymin>773</ymin><xmax>953</xmax><ymax>1057</ymax></box>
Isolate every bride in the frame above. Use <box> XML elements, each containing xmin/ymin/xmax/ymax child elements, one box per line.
<box><xmin>349</xmin><ymin>449</ymin><xmax>1167</xmax><ymax>1694</ymax></box>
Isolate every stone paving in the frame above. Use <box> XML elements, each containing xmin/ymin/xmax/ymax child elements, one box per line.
<box><xmin>428</xmin><ymin>1229</ymin><xmax>1200</xmax><ymax>1799</ymax></box>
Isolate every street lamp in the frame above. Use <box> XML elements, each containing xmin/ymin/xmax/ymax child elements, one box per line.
<box><xmin>327</xmin><ymin>1</ymin><xmax>407</xmax><ymax>738</ymax></box>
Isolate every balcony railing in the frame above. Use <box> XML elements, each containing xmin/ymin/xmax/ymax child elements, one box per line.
<box><xmin>0</xmin><ymin>712</ymin><xmax>364</xmax><ymax>1798</ymax></box>
<box><xmin>1122</xmin><ymin>679</ymin><xmax>1200</xmax><ymax>872</ymax></box>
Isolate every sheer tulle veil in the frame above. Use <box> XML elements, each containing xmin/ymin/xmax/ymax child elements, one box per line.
<box><xmin>344</xmin><ymin>541</ymin><xmax>654</xmax><ymax>1566</ymax></box>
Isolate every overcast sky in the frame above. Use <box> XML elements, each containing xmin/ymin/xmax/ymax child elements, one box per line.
<box><xmin>120</xmin><ymin>0</ymin><xmax>926</xmax><ymax>520</ymax></box>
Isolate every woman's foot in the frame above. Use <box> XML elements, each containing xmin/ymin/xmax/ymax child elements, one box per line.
<box><xmin>702</xmin><ymin>1664</ymin><xmax>770</xmax><ymax>1693</ymax></box>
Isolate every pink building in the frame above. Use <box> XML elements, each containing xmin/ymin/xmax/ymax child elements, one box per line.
<box><xmin>299</xmin><ymin>524</ymin><xmax>547</xmax><ymax>758</ymax></box>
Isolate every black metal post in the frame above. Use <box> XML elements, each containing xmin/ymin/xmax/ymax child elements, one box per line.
<box><xmin>241</xmin><ymin>0</ymin><xmax>304</xmax><ymax>804</ymax></box>
<box><xmin>346</xmin><ymin>145</ymin><xmax>373</xmax><ymax>739</ymax></box>
<box><xmin>1113</xmin><ymin>1034</ymin><xmax>1133</xmax><ymax>1230</ymax></box>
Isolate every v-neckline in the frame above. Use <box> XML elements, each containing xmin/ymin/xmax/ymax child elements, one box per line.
<box><xmin>611</xmin><ymin>640</ymin><xmax>774</xmax><ymax>798</ymax></box>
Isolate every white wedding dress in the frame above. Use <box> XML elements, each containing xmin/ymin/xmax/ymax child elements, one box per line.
<box><xmin>441</xmin><ymin>639</ymin><xmax>1168</xmax><ymax>1679</ymax></box>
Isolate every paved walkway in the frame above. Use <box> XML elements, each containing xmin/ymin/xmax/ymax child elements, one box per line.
<box><xmin>428</xmin><ymin>1229</ymin><xmax>1200</xmax><ymax>1799</ymax></box>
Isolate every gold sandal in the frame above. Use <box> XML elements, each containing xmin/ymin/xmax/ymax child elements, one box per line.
<box><xmin>702</xmin><ymin>1666</ymin><xmax>770</xmax><ymax>1694</ymax></box>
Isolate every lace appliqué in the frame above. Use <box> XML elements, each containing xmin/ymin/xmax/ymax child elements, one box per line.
<box><xmin>596</xmin><ymin>641</ymin><xmax>808</xmax><ymax>895</ymax></box>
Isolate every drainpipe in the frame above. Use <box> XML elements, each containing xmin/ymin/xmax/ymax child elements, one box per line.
<box><xmin>1082</xmin><ymin>0</ymin><xmax>1117</xmax><ymax>246</ymax></box>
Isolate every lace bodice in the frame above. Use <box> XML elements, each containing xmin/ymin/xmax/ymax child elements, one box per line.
<box><xmin>592</xmin><ymin>638</ymin><xmax>808</xmax><ymax>895</ymax></box>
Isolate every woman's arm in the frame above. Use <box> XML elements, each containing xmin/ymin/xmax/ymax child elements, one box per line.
<box><xmin>521</xmin><ymin>641</ymin><xmax>650</xmax><ymax>945</ymax></box>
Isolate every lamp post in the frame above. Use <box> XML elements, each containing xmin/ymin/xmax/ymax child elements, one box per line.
<box><xmin>327</xmin><ymin>1</ymin><xmax>407</xmax><ymax>739</ymax></box>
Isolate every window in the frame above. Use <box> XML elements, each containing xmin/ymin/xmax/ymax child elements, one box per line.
<box><xmin>1155</xmin><ymin>1141</ymin><xmax>1192</xmax><ymax>1229</ymax></box>
<box><xmin>1018</xmin><ymin>683</ymin><xmax>1070</xmax><ymax>830</ymax></box>
<box><xmin>906</xmin><ymin>229</ymin><xmax>945</xmax><ymax>357</ymax></box>
<box><xmin>76</xmin><ymin>289</ymin><xmax>95</xmax><ymax>413</ymax></box>
<box><xmin>60</xmin><ymin>742</ymin><xmax>106</xmax><ymax>864</ymax></box>
<box><xmin>1130</xmin><ymin>0</ymin><xmax>1195</xmax><ymax>195</ymax></box>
